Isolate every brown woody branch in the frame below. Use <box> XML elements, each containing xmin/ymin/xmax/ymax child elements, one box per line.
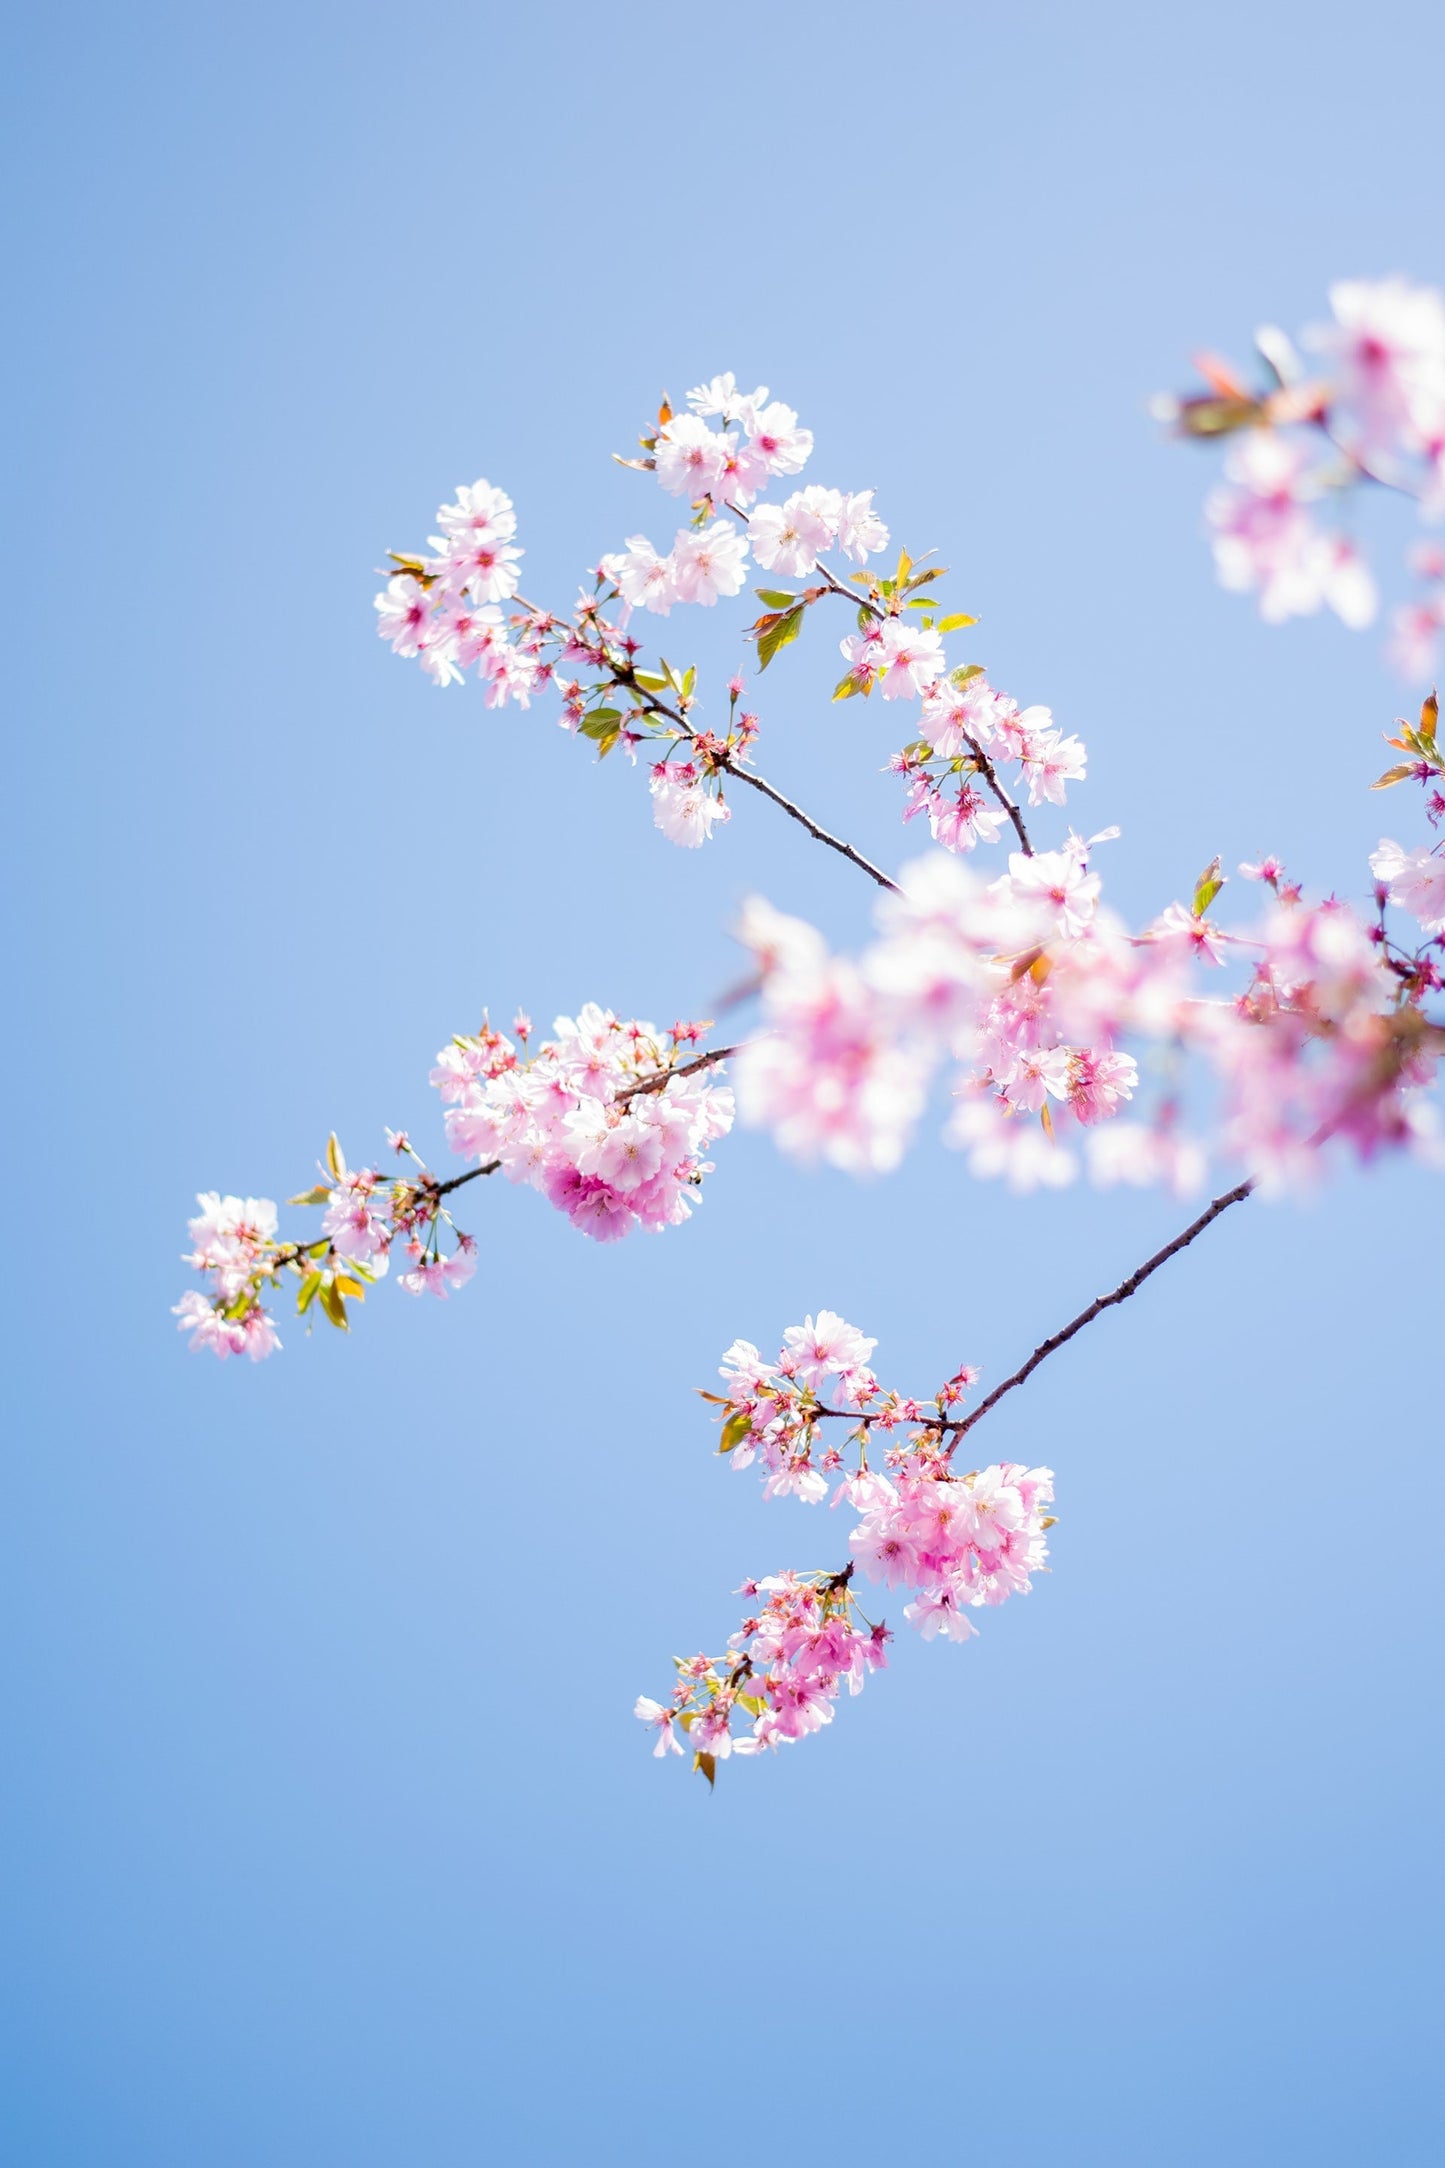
<box><xmin>810</xmin><ymin>558</ymin><xmax>1034</xmax><ymax>859</ymax></box>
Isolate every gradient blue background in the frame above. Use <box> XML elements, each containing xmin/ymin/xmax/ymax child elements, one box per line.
<box><xmin>6</xmin><ymin>4</ymin><xmax>1442</xmax><ymax>2161</ymax></box>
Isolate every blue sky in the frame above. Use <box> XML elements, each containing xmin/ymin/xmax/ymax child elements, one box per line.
<box><xmin>5</xmin><ymin>3</ymin><xmax>1442</xmax><ymax>2160</ymax></box>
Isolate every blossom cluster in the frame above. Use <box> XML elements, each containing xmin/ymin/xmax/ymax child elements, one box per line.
<box><xmin>890</xmin><ymin>665</ymin><xmax>1087</xmax><ymax>852</ymax></box>
<box><xmin>1164</xmin><ymin>277</ymin><xmax>1445</xmax><ymax>675</ymax></box>
<box><xmin>637</xmin><ymin>1311</ymin><xmax>1054</xmax><ymax>1776</ymax></box>
<box><xmin>1389</xmin><ymin>544</ymin><xmax>1445</xmax><ymax>685</ymax></box>
<box><xmin>635</xmin><ymin>1573</ymin><xmax>888</xmax><ymax>1777</ymax></box>
<box><xmin>433</xmin><ymin>1005</ymin><xmax>734</xmax><ymax>1243</ymax></box>
<box><xmin>175</xmin><ymin>1010</ymin><xmax>734</xmax><ymax>1359</ymax></box>
<box><xmin>195</xmin><ymin>345</ymin><xmax>1445</xmax><ymax>1781</ymax></box>
<box><xmin>373</xmin><ymin>379</ymin><xmax>902</xmax><ymax>854</ymax></box>
<box><xmin>373</xmin><ymin>479</ymin><xmax>547</xmax><ymax>702</ymax></box>
<box><xmin>173</xmin><ymin>1193</ymin><xmax>290</xmax><ymax>1361</ymax></box>
<box><xmin>733</xmin><ymin>819</ymin><xmax>1444</xmax><ymax>1191</ymax></box>
<box><xmin>172</xmin><ymin>1131</ymin><xmax>478</xmax><ymax>1364</ymax></box>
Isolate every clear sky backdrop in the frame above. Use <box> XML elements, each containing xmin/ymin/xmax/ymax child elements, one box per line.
<box><xmin>5</xmin><ymin>4</ymin><xmax>1443</xmax><ymax>2161</ymax></box>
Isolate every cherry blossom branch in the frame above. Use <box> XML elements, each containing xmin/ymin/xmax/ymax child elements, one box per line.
<box><xmin>1165</xmin><ymin>281</ymin><xmax>1445</xmax><ymax>670</ymax></box>
<box><xmin>721</xmin><ymin>764</ymin><xmax>900</xmax><ymax>891</ymax></box>
<box><xmin>435</xmin><ymin>1158</ymin><xmax>502</xmax><ymax>1196</ymax></box>
<box><xmin>615</xmin><ymin>1044</ymin><xmax>741</xmax><ymax>1097</ymax></box>
<box><xmin>606</xmin><ymin>653</ymin><xmax>900</xmax><ymax>892</ymax></box>
<box><xmin>946</xmin><ymin>1178</ymin><xmax>1255</xmax><ymax>1440</ymax></box>
<box><xmin>177</xmin><ymin>1016</ymin><xmax>740</xmax><ymax>1355</ymax></box>
<box><xmin>792</xmin><ymin>1180</ymin><xmax>1255</xmax><ymax>1446</ymax></box>
<box><xmin>511</xmin><ymin>593</ymin><xmax>900</xmax><ymax>893</ymax></box>
<box><xmin>810</xmin><ymin>558</ymin><xmax>1035</xmax><ymax>857</ymax></box>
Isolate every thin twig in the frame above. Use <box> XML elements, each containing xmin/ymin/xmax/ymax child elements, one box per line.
<box><xmin>809</xmin><ymin>558</ymin><xmax>1034</xmax><ymax>857</ymax></box>
<box><xmin>946</xmin><ymin>1179</ymin><xmax>1255</xmax><ymax>1441</ymax></box>
<box><xmin>435</xmin><ymin>1159</ymin><xmax>501</xmax><ymax>1198</ymax></box>
<box><xmin>616</xmin><ymin>1045</ymin><xmax>740</xmax><ymax>1100</ymax></box>
<box><xmin>797</xmin><ymin>1181</ymin><xmax>1255</xmax><ymax>1444</ymax></box>
<box><xmin>378</xmin><ymin>1050</ymin><xmax>737</xmax><ymax>1205</ymax></box>
<box><xmin>602</xmin><ymin>658</ymin><xmax>900</xmax><ymax>894</ymax></box>
<box><xmin>511</xmin><ymin>600</ymin><xmax>899</xmax><ymax>897</ymax></box>
<box><xmin>720</xmin><ymin>762</ymin><xmax>899</xmax><ymax>891</ymax></box>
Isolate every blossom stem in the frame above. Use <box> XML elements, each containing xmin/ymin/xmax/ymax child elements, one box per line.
<box><xmin>721</xmin><ymin>762</ymin><xmax>900</xmax><ymax>891</ymax></box>
<box><xmin>615</xmin><ymin>1045</ymin><xmax>741</xmax><ymax>1099</ymax></box>
<box><xmin>809</xmin><ymin>560</ymin><xmax>1035</xmax><ymax>858</ymax></box>
<box><xmin>946</xmin><ymin>1179</ymin><xmax>1256</xmax><ymax>1442</ymax></box>
<box><xmin>606</xmin><ymin>655</ymin><xmax>900</xmax><ymax>893</ymax></box>
<box><xmin>801</xmin><ymin>1181</ymin><xmax>1256</xmax><ymax>1442</ymax></box>
<box><xmin>435</xmin><ymin>1159</ymin><xmax>501</xmax><ymax>1198</ymax></box>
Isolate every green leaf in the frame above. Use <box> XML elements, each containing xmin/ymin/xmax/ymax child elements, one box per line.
<box><xmin>693</xmin><ymin>1751</ymin><xmax>717</xmax><ymax>1790</ymax></box>
<box><xmin>325</xmin><ymin>1132</ymin><xmax>344</xmax><ymax>1178</ymax></box>
<box><xmin>334</xmin><ymin>1274</ymin><xmax>367</xmax><ymax>1301</ymax></box>
<box><xmin>1192</xmin><ymin>856</ymin><xmax>1225</xmax><ymax>917</ymax></box>
<box><xmin>633</xmin><ymin>670</ymin><xmax>668</xmax><ymax>692</ymax></box>
<box><xmin>1371</xmin><ymin>763</ymin><xmax>1417</xmax><ymax>790</ymax></box>
<box><xmin>949</xmin><ymin>663</ymin><xmax>985</xmax><ymax>687</ymax></box>
<box><xmin>318</xmin><ymin>1279</ymin><xmax>349</xmax><ymax>1331</ymax></box>
<box><xmin>832</xmin><ymin>672</ymin><xmax>866</xmax><ymax>702</ymax></box>
<box><xmin>895</xmin><ymin>548</ymin><xmax>912</xmax><ymax>584</ymax></box>
<box><xmin>297</xmin><ymin>1271</ymin><xmax>322</xmax><ymax>1315</ymax></box>
<box><xmin>756</xmin><ymin>605</ymin><xmax>805</xmax><ymax>671</ymax></box>
<box><xmin>856</xmin><ymin>604</ymin><xmax>874</xmax><ymax>630</ymax></box>
<box><xmin>755</xmin><ymin>588</ymin><xmax>797</xmax><ymax>608</ymax></box>
<box><xmin>1174</xmin><ymin>395</ymin><xmax>1265</xmax><ymax>437</ymax></box>
<box><xmin>287</xmin><ymin>1183</ymin><xmax>332</xmax><ymax>1207</ymax></box>
<box><xmin>719</xmin><ymin>1409</ymin><xmax>753</xmax><ymax>1453</ymax></box>
<box><xmin>580</xmin><ymin>707</ymin><xmax>622</xmax><ymax>757</ymax></box>
<box><xmin>1419</xmin><ymin>690</ymin><xmax>1438</xmax><ymax>747</ymax></box>
<box><xmin>935</xmin><ymin>611</ymin><xmax>978</xmax><ymax>633</ymax></box>
<box><xmin>737</xmin><ymin>1691</ymin><xmax>767</xmax><ymax>1718</ymax></box>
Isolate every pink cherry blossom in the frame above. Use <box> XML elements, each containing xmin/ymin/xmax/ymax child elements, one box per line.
<box><xmin>1001</xmin><ymin>845</ymin><xmax>1101</xmax><ymax>939</ymax></box>
<box><xmin>834</xmin><ymin>489</ymin><xmax>889</xmax><ymax>562</ymax></box>
<box><xmin>748</xmin><ymin>488</ymin><xmax>837</xmax><ymax>577</ymax></box>
<box><xmin>434</xmin><ymin>478</ymin><xmax>517</xmax><ymax>542</ymax></box>
<box><xmin>374</xmin><ymin>575</ymin><xmax>432</xmax><ymax>657</ymax></box>
<box><xmin>874</xmin><ymin>619</ymin><xmax>946</xmax><ymax>701</ymax></box>
<box><xmin>1306</xmin><ymin>278</ymin><xmax>1445</xmax><ymax>463</ymax></box>
<box><xmin>1206</xmin><ymin>431</ymin><xmax>1377</xmax><ymax>628</ymax></box>
<box><xmin>780</xmin><ymin>1311</ymin><xmax>878</xmax><ymax>1388</ymax></box>
<box><xmin>669</xmin><ymin>520</ymin><xmax>749</xmax><ymax>605</ymax></box>
<box><xmin>1371</xmin><ymin>838</ymin><xmax>1445</xmax><ymax>934</ymax></box>
<box><xmin>437</xmin><ymin>1006</ymin><xmax>734</xmax><ymax>1240</ymax></box>
<box><xmin>741</xmin><ymin>398</ymin><xmax>813</xmax><ymax>477</ymax></box>
<box><xmin>650</xmin><ymin>761</ymin><xmax>730</xmax><ymax>847</ymax></box>
<box><xmin>633</xmin><ymin>1696</ymin><xmax>683</xmax><ymax>1758</ymax></box>
<box><xmin>1147</xmin><ymin>900</ymin><xmax>1230</xmax><ymax>967</ymax></box>
<box><xmin>641</xmin><ymin>1317</ymin><xmax>1060</xmax><ymax>1774</ymax></box>
<box><xmin>608</xmin><ymin>535</ymin><xmax>677</xmax><ymax>615</ymax></box>
<box><xmin>654</xmin><ymin>413</ymin><xmax>728</xmax><ymax>501</ymax></box>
